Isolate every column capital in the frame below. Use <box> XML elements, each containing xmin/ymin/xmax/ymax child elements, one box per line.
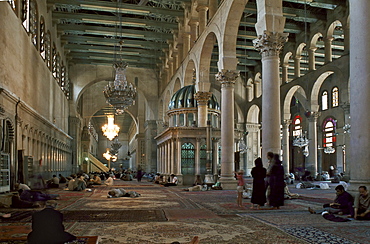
<box><xmin>215</xmin><ymin>70</ymin><xmax>239</xmax><ymax>87</ymax></box>
<box><xmin>340</xmin><ymin>102</ymin><xmax>350</xmax><ymax>114</ymax></box>
<box><xmin>307</xmin><ymin>111</ymin><xmax>321</xmax><ymax>122</ymax></box>
<box><xmin>253</xmin><ymin>31</ymin><xmax>288</xmax><ymax>57</ymax></box>
<box><xmin>194</xmin><ymin>91</ymin><xmax>212</xmax><ymax>106</ymax></box>
<box><xmin>283</xmin><ymin>119</ymin><xmax>292</xmax><ymax>127</ymax></box>
<box><xmin>196</xmin><ymin>5</ymin><xmax>208</xmax><ymax>12</ymax></box>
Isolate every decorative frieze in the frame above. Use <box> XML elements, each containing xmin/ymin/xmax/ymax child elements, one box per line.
<box><xmin>253</xmin><ymin>31</ymin><xmax>288</xmax><ymax>57</ymax></box>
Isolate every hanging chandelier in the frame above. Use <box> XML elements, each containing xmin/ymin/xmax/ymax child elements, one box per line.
<box><xmin>102</xmin><ymin>115</ymin><xmax>120</xmax><ymax>140</ymax></box>
<box><xmin>103</xmin><ymin>148</ymin><xmax>112</xmax><ymax>160</ymax></box>
<box><xmin>292</xmin><ymin>130</ymin><xmax>309</xmax><ymax>148</ymax></box>
<box><xmin>110</xmin><ymin>138</ymin><xmax>122</xmax><ymax>155</ymax></box>
<box><xmin>103</xmin><ymin>60</ymin><xmax>137</xmax><ymax>114</ymax></box>
<box><xmin>103</xmin><ymin>0</ymin><xmax>136</xmax><ymax>115</ymax></box>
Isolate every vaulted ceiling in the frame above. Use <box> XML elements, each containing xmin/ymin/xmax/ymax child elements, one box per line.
<box><xmin>48</xmin><ymin>0</ymin><xmax>346</xmax><ymax>78</ymax></box>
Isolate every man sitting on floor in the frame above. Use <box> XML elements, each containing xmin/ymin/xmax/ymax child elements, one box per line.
<box><xmin>308</xmin><ymin>184</ymin><xmax>354</xmax><ymax>216</ymax></box>
<box><xmin>27</xmin><ymin>200</ymin><xmax>76</xmax><ymax>244</ymax></box>
<box><xmin>354</xmin><ymin>185</ymin><xmax>370</xmax><ymax>220</ymax></box>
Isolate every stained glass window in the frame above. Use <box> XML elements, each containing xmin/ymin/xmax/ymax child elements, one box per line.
<box><xmin>181</xmin><ymin>142</ymin><xmax>195</xmax><ymax>175</ymax></box>
<box><xmin>321</xmin><ymin>91</ymin><xmax>328</xmax><ymax>110</ymax></box>
<box><xmin>293</xmin><ymin>115</ymin><xmax>302</xmax><ymax>137</ymax></box>
<box><xmin>323</xmin><ymin>118</ymin><xmax>336</xmax><ymax>148</ymax></box>
<box><xmin>332</xmin><ymin>87</ymin><xmax>339</xmax><ymax>107</ymax></box>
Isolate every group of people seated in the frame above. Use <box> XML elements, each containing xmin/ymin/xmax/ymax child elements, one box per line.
<box><xmin>154</xmin><ymin>173</ymin><xmax>178</xmax><ymax>187</ymax></box>
<box><xmin>308</xmin><ymin>185</ymin><xmax>370</xmax><ymax>220</ymax></box>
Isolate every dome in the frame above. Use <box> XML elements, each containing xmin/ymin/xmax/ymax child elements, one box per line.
<box><xmin>168</xmin><ymin>85</ymin><xmax>220</xmax><ymax>110</ymax></box>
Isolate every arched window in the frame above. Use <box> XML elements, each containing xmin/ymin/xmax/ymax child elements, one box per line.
<box><xmin>181</xmin><ymin>142</ymin><xmax>195</xmax><ymax>175</ymax></box>
<box><xmin>29</xmin><ymin>0</ymin><xmax>38</xmax><ymax>48</ymax></box>
<box><xmin>292</xmin><ymin>115</ymin><xmax>302</xmax><ymax>137</ymax></box>
<box><xmin>40</xmin><ymin>16</ymin><xmax>45</xmax><ymax>59</ymax></box>
<box><xmin>61</xmin><ymin>65</ymin><xmax>66</xmax><ymax>87</ymax></box>
<box><xmin>22</xmin><ymin>0</ymin><xmax>30</xmax><ymax>31</ymax></box>
<box><xmin>52</xmin><ymin>43</ymin><xmax>57</xmax><ymax>78</ymax></box>
<box><xmin>46</xmin><ymin>31</ymin><xmax>51</xmax><ymax>69</ymax></box>
<box><xmin>332</xmin><ymin>87</ymin><xmax>339</xmax><ymax>107</ymax></box>
<box><xmin>321</xmin><ymin>91</ymin><xmax>328</xmax><ymax>110</ymax></box>
<box><xmin>323</xmin><ymin>118</ymin><xmax>336</xmax><ymax>148</ymax></box>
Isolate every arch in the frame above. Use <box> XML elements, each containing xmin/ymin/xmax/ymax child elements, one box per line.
<box><xmin>282</xmin><ymin>85</ymin><xmax>307</xmax><ymax>121</ymax></box>
<box><xmin>173</xmin><ymin>78</ymin><xmax>181</xmax><ymax>94</ymax></box>
<box><xmin>246</xmin><ymin>104</ymin><xmax>260</xmax><ymax>124</ymax></box>
<box><xmin>311</xmin><ymin>71</ymin><xmax>334</xmax><ymax>112</ymax></box>
<box><xmin>327</xmin><ymin>20</ymin><xmax>345</xmax><ymax>61</ymax></box>
<box><xmin>246</xmin><ymin>78</ymin><xmax>254</xmax><ymax>102</ymax></box>
<box><xmin>183</xmin><ymin>59</ymin><xmax>196</xmax><ymax>86</ymax></box>
<box><xmin>197</xmin><ymin>32</ymin><xmax>218</xmax><ymax>92</ymax></box>
<box><xmin>254</xmin><ymin>72</ymin><xmax>262</xmax><ymax>98</ymax></box>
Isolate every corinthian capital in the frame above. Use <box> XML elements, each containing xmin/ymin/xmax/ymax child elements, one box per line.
<box><xmin>253</xmin><ymin>31</ymin><xmax>289</xmax><ymax>57</ymax></box>
<box><xmin>215</xmin><ymin>70</ymin><xmax>240</xmax><ymax>87</ymax></box>
<box><xmin>194</xmin><ymin>91</ymin><xmax>212</xmax><ymax>106</ymax></box>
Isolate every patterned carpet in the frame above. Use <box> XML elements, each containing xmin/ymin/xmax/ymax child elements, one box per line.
<box><xmin>1</xmin><ymin>180</ymin><xmax>369</xmax><ymax>244</ymax></box>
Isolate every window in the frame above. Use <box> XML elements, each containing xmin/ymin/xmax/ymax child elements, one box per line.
<box><xmin>22</xmin><ymin>0</ymin><xmax>30</xmax><ymax>31</ymax></box>
<box><xmin>321</xmin><ymin>91</ymin><xmax>328</xmax><ymax>110</ymax></box>
<box><xmin>181</xmin><ymin>142</ymin><xmax>195</xmax><ymax>175</ymax></box>
<box><xmin>40</xmin><ymin>17</ymin><xmax>45</xmax><ymax>59</ymax></box>
<box><xmin>8</xmin><ymin>0</ymin><xmax>16</xmax><ymax>10</ymax></box>
<box><xmin>52</xmin><ymin>43</ymin><xmax>57</xmax><ymax>78</ymax></box>
<box><xmin>332</xmin><ymin>87</ymin><xmax>339</xmax><ymax>107</ymax></box>
<box><xmin>46</xmin><ymin>31</ymin><xmax>51</xmax><ymax>69</ymax></box>
<box><xmin>292</xmin><ymin>115</ymin><xmax>302</xmax><ymax>137</ymax></box>
<box><xmin>29</xmin><ymin>0</ymin><xmax>38</xmax><ymax>48</ymax></box>
<box><xmin>323</xmin><ymin>118</ymin><xmax>336</xmax><ymax>148</ymax></box>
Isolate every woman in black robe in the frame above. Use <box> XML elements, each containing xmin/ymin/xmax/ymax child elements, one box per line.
<box><xmin>268</xmin><ymin>154</ymin><xmax>285</xmax><ymax>209</ymax></box>
<box><xmin>250</xmin><ymin>157</ymin><xmax>267</xmax><ymax>209</ymax></box>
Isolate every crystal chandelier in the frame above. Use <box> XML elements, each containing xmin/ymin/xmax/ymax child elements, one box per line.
<box><xmin>103</xmin><ymin>149</ymin><xmax>112</xmax><ymax>160</ymax></box>
<box><xmin>103</xmin><ymin>0</ymin><xmax>137</xmax><ymax>115</ymax></box>
<box><xmin>292</xmin><ymin>130</ymin><xmax>309</xmax><ymax>148</ymax></box>
<box><xmin>110</xmin><ymin>138</ymin><xmax>122</xmax><ymax>155</ymax></box>
<box><xmin>103</xmin><ymin>61</ymin><xmax>137</xmax><ymax>114</ymax></box>
<box><xmin>102</xmin><ymin>115</ymin><xmax>120</xmax><ymax>140</ymax></box>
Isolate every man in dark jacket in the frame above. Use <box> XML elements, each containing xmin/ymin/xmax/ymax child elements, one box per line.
<box><xmin>27</xmin><ymin>200</ymin><xmax>76</xmax><ymax>244</ymax></box>
<box><xmin>308</xmin><ymin>184</ymin><xmax>354</xmax><ymax>216</ymax></box>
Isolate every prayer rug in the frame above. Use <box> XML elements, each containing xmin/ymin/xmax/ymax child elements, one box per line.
<box><xmin>61</xmin><ymin>209</ymin><xmax>167</xmax><ymax>222</ymax></box>
<box><xmin>67</xmin><ymin>216</ymin><xmax>307</xmax><ymax>244</ymax></box>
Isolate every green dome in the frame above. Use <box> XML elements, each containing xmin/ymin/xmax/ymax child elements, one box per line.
<box><xmin>168</xmin><ymin>85</ymin><xmax>220</xmax><ymax>110</ymax></box>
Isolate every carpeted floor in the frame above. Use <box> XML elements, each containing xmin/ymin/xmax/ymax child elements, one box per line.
<box><xmin>1</xmin><ymin>180</ymin><xmax>369</xmax><ymax>244</ymax></box>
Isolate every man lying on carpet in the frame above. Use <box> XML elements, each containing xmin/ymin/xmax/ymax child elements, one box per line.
<box><xmin>107</xmin><ymin>188</ymin><xmax>141</xmax><ymax>198</ymax></box>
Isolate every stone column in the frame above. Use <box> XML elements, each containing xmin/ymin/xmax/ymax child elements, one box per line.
<box><xmin>194</xmin><ymin>91</ymin><xmax>211</xmax><ymax>127</ymax></box>
<box><xmin>282</xmin><ymin>120</ymin><xmax>291</xmax><ymax>173</ymax></box>
<box><xmin>340</xmin><ymin>102</ymin><xmax>351</xmax><ymax>174</ymax></box>
<box><xmin>157</xmin><ymin>144</ymin><xmax>161</xmax><ymax>173</ymax></box>
<box><xmin>281</xmin><ymin>63</ymin><xmax>288</xmax><ymax>83</ymax></box>
<box><xmin>212</xmin><ymin>138</ymin><xmax>220</xmax><ymax>181</ymax></box>
<box><xmin>195</xmin><ymin>138</ymin><xmax>201</xmax><ymax>175</ymax></box>
<box><xmin>215</xmin><ymin>70</ymin><xmax>240</xmax><ymax>189</ymax></box>
<box><xmin>324</xmin><ymin>37</ymin><xmax>333</xmax><ymax>63</ymax></box>
<box><xmin>183</xmin><ymin>33</ymin><xmax>191</xmax><ymax>56</ymax></box>
<box><xmin>349</xmin><ymin>0</ymin><xmax>370</xmax><ymax>189</ymax></box>
<box><xmin>307</xmin><ymin>112</ymin><xmax>320</xmax><ymax>176</ymax></box>
<box><xmin>308</xmin><ymin>47</ymin><xmax>317</xmax><ymax>71</ymax></box>
<box><xmin>294</xmin><ymin>56</ymin><xmax>301</xmax><ymax>78</ymax></box>
<box><xmin>197</xmin><ymin>5</ymin><xmax>208</xmax><ymax>34</ymax></box>
<box><xmin>253</xmin><ymin>31</ymin><xmax>288</xmax><ymax>160</ymax></box>
<box><xmin>189</xmin><ymin>19</ymin><xmax>199</xmax><ymax>47</ymax></box>
<box><xmin>177</xmin><ymin>138</ymin><xmax>182</xmax><ymax>175</ymax></box>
